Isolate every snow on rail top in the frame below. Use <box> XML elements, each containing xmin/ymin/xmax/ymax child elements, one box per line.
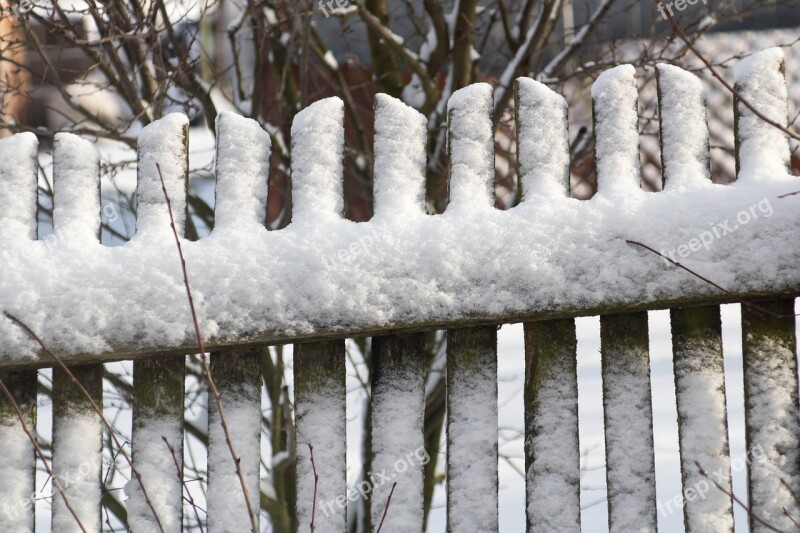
<box><xmin>0</xmin><ymin>53</ymin><xmax>799</xmax><ymax>364</ymax></box>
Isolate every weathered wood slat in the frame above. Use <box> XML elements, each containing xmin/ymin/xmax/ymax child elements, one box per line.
<box><xmin>52</xmin><ymin>364</ymin><xmax>104</xmax><ymax>533</ymax></box>
<box><xmin>126</xmin><ymin>109</ymin><xmax>189</xmax><ymax>532</ymax></box>
<box><xmin>207</xmin><ymin>347</ymin><xmax>262</xmax><ymax>532</ymax></box>
<box><xmin>446</xmin><ymin>327</ymin><xmax>498</xmax><ymax>531</ymax></box>
<box><xmin>294</xmin><ymin>341</ymin><xmax>347</xmax><ymax>533</ymax></box>
<box><xmin>671</xmin><ymin>306</ymin><xmax>734</xmax><ymax>531</ymax></box>
<box><xmin>600</xmin><ymin>312</ymin><xmax>658</xmax><ymax>532</ymax></box>
<box><xmin>733</xmin><ymin>48</ymin><xmax>790</xmax><ymax>180</ymax></box>
<box><xmin>657</xmin><ymin>65</ymin><xmax>735</xmax><ymax>531</ymax></box>
<box><xmin>741</xmin><ymin>299</ymin><xmax>800</xmax><ymax>531</ymax></box>
<box><xmin>524</xmin><ymin>320</ymin><xmax>581</xmax><ymax>532</ymax></box>
<box><xmin>370</xmin><ymin>334</ymin><xmax>426</xmax><ymax>532</ymax></box>
<box><xmin>129</xmin><ymin>355</ymin><xmax>186</xmax><ymax>531</ymax></box>
<box><xmin>0</xmin><ymin>370</ymin><xmax>37</xmax><ymax>532</ymax></box>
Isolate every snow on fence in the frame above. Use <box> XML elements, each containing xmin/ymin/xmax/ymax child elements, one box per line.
<box><xmin>0</xmin><ymin>47</ymin><xmax>798</xmax><ymax>531</ymax></box>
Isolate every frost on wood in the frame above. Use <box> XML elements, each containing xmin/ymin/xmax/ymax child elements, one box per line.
<box><xmin>52</xmin><ymin>366</ymin><xmax>103</xmax><ymax>533</ymax></box>
<box><xmin>524</xmin><ymin>320</ymin><xmax>580</xmax><ymax>532</ymax></box>
<box><xmin>600</xmin><ymin>313</ymin><xmax>657</xmax><ymax>532</ymax></box>
<box><xmin>0</xmin><ymin>59</ymin><xmax>799</xmax><ymax>363</ymax></box>
<box><xmin>671</xmin><ymin>307</ymin><xmax>733</xmax><ymax>532</ymax></box>
<box><xmin>0</xmin><ymin>371</ymin><xmax>36</xmax><ymax>532</ymax></box>
<box><xmin>127</xmin><ymin>356</ymin><xmax>185</xmax><ymax>532</ymax></box>
<box><xmin>370</xmin><ymin>335</ymin><xmax>426</xmax><ymax>532</ymax></box>
<box><xmin>656</xmin><ymin>65</ymin><xmax>711</xmax><ymax>191</ymax></box>
<box><xmin>447</xmin><ymin>327</ymin><xmax>498</xmax><ymax>532</ymax></box>
<box><xmin>742</xmin><ymin>301</ymin><xmax>800</xmax><ymax>532</ymax></box>
<box><xmin>734</xmin><ymin>48</ymin><xmax>791</xmax><ymax>181</ymax></box>
<box><xmin>295</xmin><ymin>342</ymin><xmax>346</xmax><ymax>533</ymax></box>
<box><xmin>207</xmin><ymin>349</ymin><xmax>261</xmax><ymax>532</ymax></box>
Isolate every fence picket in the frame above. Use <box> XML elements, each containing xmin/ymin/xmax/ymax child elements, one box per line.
<box><xmin>514</xmin><ymin>77</ymin><xmax>570</xmax><ymax>199</ymax></box>
<box><xmin>657</xmin><ymin>65</ymin><xmax>735</xmax><ymax>531</ymax></box>
<box><xmin>0</xmin><ymin>370</ymin><xmax>37</xmax><ymax>532</ymax></box>
<box><xmin>733</xmin><ymin>48</ymin><xmax>790</xmax><ymax>180</ymax></box>
<box><xmin>515</xmin><ymin>79</ymin><xmax>580</xmax><ymax>531</ymax></box>
<box><xmin>130</xmin><ymin>356</ymin><xmax>185</xmax><ymax>531</ymax></box>
<box><xmin>295</xmin><ymin>341</ymin><xmax>347</xmax><ymax>533</ymax></box>
<box><xmin>742</xmin><ymin>300</ymin><xmax>800</xmax><ymax>531</ymax></box>
<box><xmin>446</xmin><ymin>327</ymin><xmax>498</xmax><ymax>531</ymax></box>
<box><xmin>52</xmin><ymin>364</ymin><xmax>103</xmax><ymax>533</ymax></box>
<box><xmin>592</xmin><ymin>64</ymin><xmax>641</xmax><ymax>195</ymax></box>
<box><xmin>50</xmin><ymin>132</ymin><xmax>104</xmax><ymax>533</ymax></box>
<box><xmin>0</xmin><ymin>131</ymin><xmax>38</xmax><ymax>532</ymax></box>
<box><xmin>524</xmin><ymin>320</ymin><xmax>581</xmax><ymax>532</ymax></box>
<box><xmin>128</xmin><ymin>115</ymin><xmax>189</xmax><ymax>532</ymax></box>
<box><xmin>600</xmin><ymin>313</ymin><xmax>658</xmax><ymax>532</ymax></box>
<box><xmin>207</xmin><ymin>347</ymin><xmax>262</xmax><ymax>532</ymax></box>
<box><xmin>671</xmin><ymin>307</ymin><xmax>734</xmax><ymax>531</ymax></box>
<box><xmin>371</xmin><ymin>334</ymin><xmax>426</xmax><ymax>532</ymax></box>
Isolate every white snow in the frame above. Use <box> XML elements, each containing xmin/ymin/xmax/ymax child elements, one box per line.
<box><xmin>601</xmin><ymin>316</ymin><xmax>657</xmax><ymax>532</ymax></box>
<box><xmin>0</xmin><ymin>66</ymin><xmax>798</xmax><ymax>363</ymax></box>
<box><xmin>373</xmin><ymin>95</ymin><xmax>427</xmax><ymax>217</ymax></box>
<box><xmin>214</xmin><ymin>112</ymin><xmax>271</xmax><ymax>231</ymax></box>
<box><xmin>656</xmin><ymin>64</ymin><xmax>712</xmax><ymax>190</ymax></box>
<box><xmin>52</xmin><ymin>412</ymin><xmax>103</xmax><ymax>533</ymax></box>
<box><xmin>0</xmin><ymin>132</ymin><xmax>38</xmax><ymax>241</ymax></box>
<box><xmin>125</xmin><ymin>418</ymin><xmax>184</xmax><ymax>532</ymax></box>
<box><xmin>290</xmin><ymin>97</ymin><xmax>345</xmax><ymax>224</ymax></box>
<box><xmin>733</xmin><ymin>47</ymin><xmax>791</xmax><ymax>182</ymax></box>
<box><xmin>206</xmin><ymin>377</ymin><xmax>261</xmax><ymax>532</ymax></box>
<box><xmin>672</xmin><ymin>326</ymin><xmax>734</xmax><ymax>531</ymax></box>
<box><xmin>295</xmin><ymin>354</ymin><xmax>347</xmax><ymax>533</ymax></box>
<box><xmin>515</xmin><ymin>78</ymin><xmax>570</xmax><ymax>198</ymax></box>
<box><xmin>447</xmin><ymin>83</ymin><xmax>495</xmax><ymax>210</ymax></box>
<box><xmin>0</xmin><ymin>402</ymin><xmax>35</xmax><ymax>531</ymax></box>
<box><xmin>370</xmin><ymin>347</ymin><xmax>425</xmax><ymax>532</ymax></box>
<box><xmin>447</xmin><ymin>332</ymin><xmax>498</xmax><ymax>532</ymax></box>
<box><xmin>743</xmin><ymin>334</ymin><xmax>800</xmax><ymax>531</ymax></box>
<box><xmin>526</xmin><ymin>327</ymin><xmax>581</xmax><ymax>531</ymax></box>
<box><xmin>592</xmin><ymin>64</ymin><xmax>643</xmax><ymax>196</ymax></box>
<box><xmin>52</xmin><ymin>134</ymin><xmax>101</xmax><ymax>241</ymax></box>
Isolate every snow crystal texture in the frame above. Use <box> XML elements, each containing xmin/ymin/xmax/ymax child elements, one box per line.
<box><xmin>0</xmin><ymin>58</ymin><xmax>798</xmax><ymax>363</ymax></box>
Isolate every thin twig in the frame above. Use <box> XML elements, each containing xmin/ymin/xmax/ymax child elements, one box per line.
<box><xmin>162</xmin><ymin>436</ymin><xmax>205</xmax><ymax>533</ymax></box>
<box><xmin>661</xmin><ymin>5</ymin><xmax>800</xmax><ymax>142</ymax></box>
<box><xmin>375</xmin><ymin>481</ymin><xmax>398</xmax><ymax>533</ymax></box>
<box><xmin>2</xmin><ymin>312</ymin><xmax>165</xmax><ymax>533</ymax></box>
<box><xmin>695</xmin><ymin>461</ymin><xmax>787</xmax><ymax>533</ymax></box>
<box><xmin>778</xmin><ymin>190</ymin><xmax>800</xmax><ymax>199</ymax></box>
<box><xmin>780</xmin><ymin>478</ymin><xmax>800</xmax><ymax>515</ymax></box>
<box><xmin>625</xmin><ymin>240</ymin><xmax>798</xmax><ymax>318</ymax></box>
<box><xmin>308</xmin><ymin>443</ymin><xmax>318</xmax><ymax>533</ymax></box>
<box><xmin>0</xmin><ymin>378</ymin><xmax>87</xmax><ymax>533</ymax></box>
<box><xmin>155</xmin><ymin>163</ymin><xmax>258</xmax><ymax>532</ymax></box>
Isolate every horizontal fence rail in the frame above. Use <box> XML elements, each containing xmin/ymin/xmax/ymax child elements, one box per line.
<box><xmin>0</xmin><ymin>46</ymin><xmax>798</xmax><ymax>533</ymax></box>
<box><xmin>0</xmin><ymin>50</ymin><xmax>797</xmax><ymax>369</ymax></box>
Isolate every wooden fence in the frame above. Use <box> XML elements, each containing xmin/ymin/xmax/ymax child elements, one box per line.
<box><xmin>0</xmin><ymin>47</ymin><xmax>799</xmax><ymax>532</ymax></box>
